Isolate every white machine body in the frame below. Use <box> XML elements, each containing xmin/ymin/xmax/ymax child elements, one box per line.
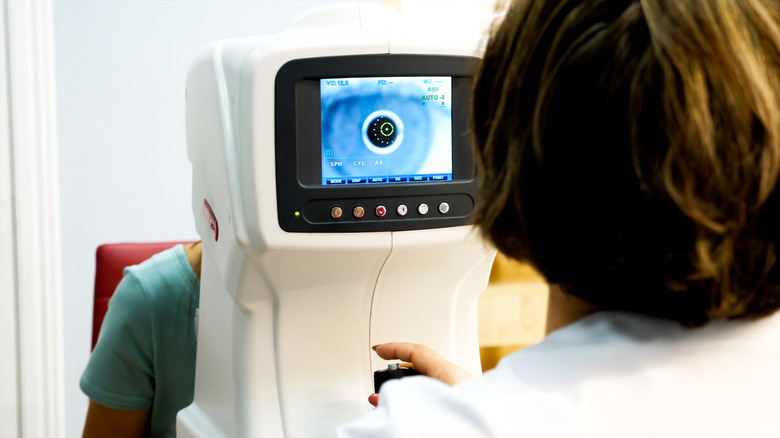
<box><xmin>178</xmin><ymin>4</ymin><xmax>495</xmax><ymax>437</ymax></box>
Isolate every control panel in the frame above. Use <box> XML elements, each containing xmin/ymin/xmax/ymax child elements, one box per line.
<box><xmin>306</xmin><ymin>194</ymin><xmax>473</xmax><ymax>225</ymax></box>
<box><xmin>275</xmin><ymin>54</ymin><xmax>480</xmax><ymax>233</ymax></box>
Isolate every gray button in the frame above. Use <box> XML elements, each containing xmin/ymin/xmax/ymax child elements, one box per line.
<box><xmin>418</xmin><ymin>203</ymin><xmax>429</xmax><ymax>215</ymax></box>
<box><xmin>438</xmin><ymin>202</ymin><xmax>450</xmax><ymax>214</ymax></box>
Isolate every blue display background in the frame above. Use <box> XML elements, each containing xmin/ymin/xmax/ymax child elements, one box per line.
<box><xmin>320</xmin><ymin>76</ymin><xmax>453</xmax><ymax>185</ymax></box>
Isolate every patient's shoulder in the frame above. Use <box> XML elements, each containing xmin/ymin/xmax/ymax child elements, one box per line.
<box><xmin>121</xmin><ymin>244</ymin><xmax>199</xmax><ymax>305</ymax></box>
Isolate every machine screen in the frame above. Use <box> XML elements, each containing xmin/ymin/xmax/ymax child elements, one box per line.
<box><xmin>320</xmin><ymin>76</ymin><xmax>453</xmax><ymax>186</ymax></box>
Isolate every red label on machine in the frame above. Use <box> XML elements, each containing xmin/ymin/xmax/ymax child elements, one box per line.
<box><xmin>202</xmin><ymin>199</ymin><xmax>219</xmax><ymax>242</ymax></box>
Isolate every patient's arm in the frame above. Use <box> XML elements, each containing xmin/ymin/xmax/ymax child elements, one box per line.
<box><xmin>82</xmin><ymin>400</ymin><xmax>150</xmax><ymax>438</ymax></box>
<box><xmin>373</xmin><ymin>343</ymin><xmax>474</xmax><ymax>386</ymax></box>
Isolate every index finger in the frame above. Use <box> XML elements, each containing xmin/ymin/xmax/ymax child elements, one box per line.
<box><xmin>373</xmin><ymin>343</ymin><xmax>443</xmax><ymax>377</ymax></box>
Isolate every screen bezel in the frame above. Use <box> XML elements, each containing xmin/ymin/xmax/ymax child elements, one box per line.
<box><xmin>275</xmin><ymin>54</ymin><xmax>480</xmax><ymax>232</ymax></box>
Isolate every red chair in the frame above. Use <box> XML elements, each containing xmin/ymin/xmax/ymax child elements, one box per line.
<box><xmin>92</xmin><ymin>241</ymin><xmax>194</xmax><ymax>350</ymax></box>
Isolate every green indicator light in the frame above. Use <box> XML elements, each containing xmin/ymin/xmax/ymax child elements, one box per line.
<box><xmin>294</xmin><ymin>211</ymin><xmax>301</xmax><ymax>217</ymax></box>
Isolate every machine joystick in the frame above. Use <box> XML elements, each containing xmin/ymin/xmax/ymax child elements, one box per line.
<box><xmin>373</xmin><ymin>363</ymin><xmax>421</xmax><ymax>393</ymax></box>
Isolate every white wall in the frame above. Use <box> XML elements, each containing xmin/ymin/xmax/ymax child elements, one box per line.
<box><xmin>52</xmin><ymin>1</ymin><xmax>378</xmax><ymax>436</ymax></box>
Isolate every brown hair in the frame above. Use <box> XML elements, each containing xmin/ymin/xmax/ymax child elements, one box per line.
<box><xmin>472</xmin><ymin>0</ymin><xmax>780</xmax><ymax>325</ymax></box>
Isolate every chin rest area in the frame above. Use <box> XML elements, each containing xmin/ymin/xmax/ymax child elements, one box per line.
<box><xmin>92</xmin><ymin>241</ymin><xmax>194</xmax><ymax>350</ymax></box>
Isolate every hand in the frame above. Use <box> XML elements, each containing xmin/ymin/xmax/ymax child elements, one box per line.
<box><xmin>373</xmin><ymin>343</ymin><xmax>474</xmax><ymax>386</ymax></box>
<box><xmin>368</xmin><ymin>343</ymin><xmax>474</xmax><ymax>407</ymax></box>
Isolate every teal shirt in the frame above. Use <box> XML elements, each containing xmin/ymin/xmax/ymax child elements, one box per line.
<box><xmin>81</xmin><ymin>245</ymin><xmax>200</xmax><ymax>438</ymax></box>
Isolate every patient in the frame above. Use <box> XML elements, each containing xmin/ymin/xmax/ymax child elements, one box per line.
<box><xmin>81</xmin><ymin>242</ymin><xmax>202</xmax><ymax>438</ymax></box>
<box><xmin>341</xmin><ymin>0</ymin><xmax>780</xmax><ymax>436</ymax></box>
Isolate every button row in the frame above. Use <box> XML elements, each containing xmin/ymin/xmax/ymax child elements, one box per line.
<box><xmin>331</xmin><ymin>202</ymin><xmax>450</xmax><ymax>219</ymax></box>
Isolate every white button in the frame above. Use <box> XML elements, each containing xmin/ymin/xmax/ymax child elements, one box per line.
<box><xmin>418</xmin><ymin>203</ymin><xmax>429</xmax><ymax>215</ymax></box>
<box><xmin>397</xmin><ymin>204</ymin><xmax>408</xmax><ymax>216</ymax></box>
<box><xmin>331</xmin><ymin>207</ymin><xmax>343</xmax><ymax>219</ymax></box>
<box><xmin>353</xmin><ymin>206</ymin><xmax>365</xmax><ymax>218</ymax></box>
<box><xmin>438</xmin><ymin>202</ymin><xmax>450</xmax><ymax>214</ymax></box>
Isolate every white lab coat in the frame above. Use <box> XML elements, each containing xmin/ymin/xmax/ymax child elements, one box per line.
<box><xmin>339</xmin><ymin>311</ymin><xmax>780</xmax><ymax>438</ymax></box>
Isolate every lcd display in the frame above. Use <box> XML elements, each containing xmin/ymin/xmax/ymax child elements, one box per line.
<box><xmin>320</xmin><ymin>76</ymin><xmax>453</xmax><ymax>185</ymax></box>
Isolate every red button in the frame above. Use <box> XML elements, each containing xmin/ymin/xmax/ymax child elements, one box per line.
<box><xmin>375</xmin><ymin>205</ymin><xmax>387</xmax><ymax>217</ymax></box>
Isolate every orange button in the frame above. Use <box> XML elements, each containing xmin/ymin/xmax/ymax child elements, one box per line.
<box><xmin>353</xmin><ymin>206</ymin><xmax>365</xmax><ymax>218</ymax></box>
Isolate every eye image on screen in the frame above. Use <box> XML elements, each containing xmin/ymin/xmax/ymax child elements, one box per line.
<box><xmin>320</xmin><ymin>76</ymin><xmax>453</xmax><ymax>185</ymax></box>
